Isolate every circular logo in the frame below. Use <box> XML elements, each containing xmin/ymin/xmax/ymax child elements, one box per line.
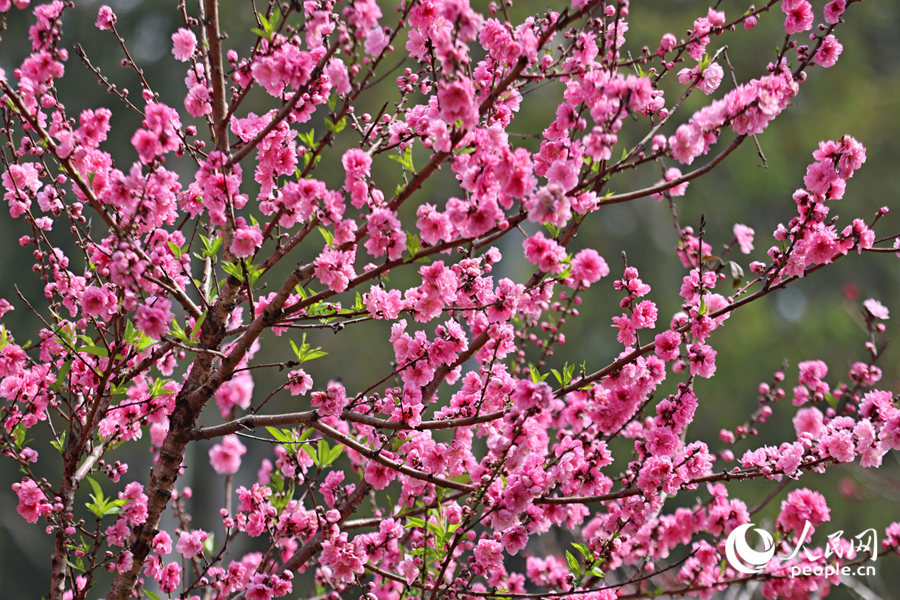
<box><xmin>725</xmin><ymin>523</ymin><xmax>776</xmax><ymax>574</ymax></box>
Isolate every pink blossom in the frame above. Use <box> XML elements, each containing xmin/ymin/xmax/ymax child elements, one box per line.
<box><xmin>320</xmin><ymin>533</ymin><xmax>367</xmax><ymax>582</ymax></box>
<box><xmin>364</xmin><ymin>285</ymin><xmax>405</xmax><ymax>319</ymax></box>
<box><xmin>314</xmin><ymin>246</ymin><xmax>357</xmax><ymax>292</ymax></box>
<box><xmin>310</xmin><ymin>381</ymin><xmax>348</xmax><ymax>417</ymax></box>
<box><xmin>134</xmin><ymin>296</ymin><xmax>173</xmax><ymax>340</ymax></box>
<box><xmin>522</xmin><ymin>232</ymin><xmax>566</xmax><ymax>274</ymax></box>
<box><xmin>798</xmin><ymin>360</ymin><xmax>829</xmax><ymax>396</ymax></box>
<box><xmin>12</xmin><ymin>478</ymin><xmax>53</xmax><ymax>523</ymax></box>
<box><xmin>632</xmin><ymin>300</ymin><xmax>658</xmax><ymax>329</ymax></box>
<box><xmin>286</xmin><ymin>369</ymin><xmax>313</xmax><ymax>396</ymax></box>
<box><xmin>776</xmin><ymin>488</ymin><xmax>830</xmax><ymax>537</ymax></box>
<box><xmin>864</xmin><ymin>298</ymin><xmax>889</xmax><ymax>320</ymax></box>
<box><xmin>473</xmin><ymin>539</ymin><xmax>504</xmax><ymax>575</ymax></box>
<box><xmin>397</xmin><ymin>555</ymin><xmax>419</xmax><ymax>584</ymax></box>
<box><xmin>209</xmin><ymin>434</ymin><xmax>248</xmax><ymax>475</ymax></box>
<box><xmin>116</xmin><ymin>551</ymin><xmax>134</xmax><ymax>574</ymax></box>
<box><xmin>176</xmin><ymin>529</ymin><xmax>209</xmax><ymax>558</ymax></box>
<box><xmin>654</xmin><ymin>330</ymin><xmax>682</xmax><ymax>362</ymax></box>
<box><xmin>782</xmin><ymin>0</ymin><xmax>814</xmax><ymax>34</ymax></box>
<box><xmin>824</xmin><ymin>0</ymin><xmax>846</xmax><ymax>24</ymax></box>
<box><xmin>651</xmin><ymin>167</ymin><xmax>688</xmax><ymax>200</ymax></box>
<box><xmin>658</xmin><ymin>32</ymin><xmax>676</xmax><ymax>55</ymax></box>
<box><xmin>231</xmin><ymin>223</ymin><xmax>263</xmax><ymax>258</ymax></box>
<box><xmin>697</xmin><ymin>62</ymin><xmax>724</xmax><ymax>95</ymax></box>
<box><xmin>159</xmin><ymin>562</ymin><xmax>181</xmax><ymax>593</ymax></box>
<box><xmin>733</xmin><ymin>224</ymin><xmax>754</xmax><ymax>254</ymax></box>
<box><xmin>96</xmin><ymin>5</ymin><xmax>116</xmax><ymax>30</ymax></box>
<box><xmin>637</xmin><ymin>455</ymin><xmax>674</xmax><ymax>494</ymax></box>
<box><xmin>0</xmin><ymin>344</ymin><xmax>27</xmax><ymax>378</ymax></box>
<box><xmin>327</xmin><ymin>58</ymin><xmax>351</xmax><ymax>95</ymax></box>
<box><xmin>246</xmin><ymin>573</ymin><xmax>273</xmax><ymax>600</ymax></box>
<box><xmin>171</xmin><ymin>28</ymin><xmax>197</xmax><ymax>62</ymax></box>
<box><xmin>438</xmin><ymin>78</ymin><xmax>479</xmax><ymax>130</ymax></box>
<box><xmin>824</xmin><ymin>429</ymin><xmax>855</xmax><ymax>463</ymax></box>
<box><xmin>106</xmin><ymin>517</ymin><xmax>131</xmax><ymax>546</ymax></box>
<box><xmin>152</xmin><ymin>531</ymin><xmax>173</xmax><ymax>555</ymax></box>
<box><xmin>881</xmin><ymin>415</ymin><xmax>900</xmax><ymax>451</ymax></box>
<box><xmin>815</xmin><ymin>35</ymin><xmax>843</xmax><ymax>68</ymax></box>
<box><xmin>793</xmin><ymin>407</ymin><xmax>824</xmax><ymax>438</ymax></box>
<box><xmin>364</xmin><ymin>454</ymin><xmax>397</xmax><ymax>489</ymax></box>
<box><xmin>687</xmin><ymin>343</ymin><xmax>717</xmax><ymax>378</ymax></box>
<box><xmin>364</xmin><ymin>26</ymin><xmax>389</xmax><ymax>57</ymax></box>
<box><xmin>120</xmin><ymin>481</ymin><xmax>149</xmax><ymax>526</ymax></box>
<box><xmin>570</xmin><ymin>248</ymin><xmax>609</xmax><ymax>286</ymax></box>
<box><xmin>81</xmin><ymin>285</ymin><xmax>118</xmax><ymax>320</ymax></box>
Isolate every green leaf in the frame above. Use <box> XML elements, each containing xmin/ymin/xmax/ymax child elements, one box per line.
<box><xmin>269</xmin><ymin>470</ymin><xmax>285</xmax><ymax>494</ymax></box>
<box><xmin>297</xmin><ymin>129</ymin><xmax>316</xmax><ymax>149</ymax></box>
<box><xmin>325</xmin><ymin>116</ymin><xmax>347</xmax><ymax>135</ymax></box>
<box><xmin>316</xmin><ymin>439</ymin><xmax>331</xmax><ymax>467</ymax></box>
<box><xmin>405</xmin><ymin>517</ymin><xmax>427</xmax><ymax>529</ymax></box>
<box><xmin>698</xmin><ymin>295</ymin><xmax>709</xmax><ymax>316</ymax></box>
<box><xmin>55</xmin><ymin>360</ymin><xmax>73</xmax><ymax>388</ymax></box>
<box><xmin>317</xmin><ymin>226</ymin><xmax>334</xmax><ymax>248</ymax></box>
<box><xmin>565</xmin><ymin>549</ymin><xmax>581</xmax><ymax>576</ymax></box>
<box><xmin>166</xmin><ymin>240</ymin><xmax>184</xmax><ymax>259</ymax></box>
<box><xmin>144</xmin><ymin>591</ymin><xmax>164</xmax><ymax>600</ymax></box>
<box><xmin>85</xmin><ymin>476</ymin><xmax>104</xmax><ymax>502</ymax></box>
<box><xmin>729</xmin><ymin>261</ymin><xmax>745</xmax><ymax>289</ymax></box>
<box><xmin>406</xmin><ymin>233</ymin><xmax>422</xmax><ymax>259</ymax></box>
<box><xmin>572</xmin><ymin>542</ymin><xmax>591</xmax><ymax>559</ymax></box>
<box><xmin>550</xmin><ymin>368</ymin><xmax>562</xmax><ymax>385</ymax></box>
<box><xmin>266</xmin><ymin>426</ymin><xmax>295</xmax><ymax>444</ymax></box>
<box><xmin>12</xmin><ymin>422</ymin><xmax>27</xmax><ymax>450</ymax></box>
<box><xmin>388</xmin><ymin>145</ymin><xmax>415</xmax><ymax>171</ymax></box>
<box><xmin>50</xmin><ymin>430</ymin><xmax>67</xmax><ymax>454</ymax></box>
<box><xmin>203</xmin><ymin>533</ymin><xmax>215</xmax><ymax>554</ymax></box>
<box><xmin>544</xmin><ymin>223</ymin><xmax>560</xmax><ymax>238</ymax></box>
<box><xmin>326</xmin><ymin>444</ymin><xmax>343</xmax><ymax>466</ymax></box>
<box><xmin>79</xmin><ymin>346</ymin><xmax>109</xmax><ymax>358</ymax></box>
<box><xmin>220</xmin><ymin>261</ymin><xmax>244</xmax><ymax>283</ymax></box>
<box><xmin>170</xmin><ymin>320</ymin><xmax>189</xmax><ymax>343</ymax></box>
<box><xmin>425</xmin><ymin>520</ymin><xmax>444</xmax><ymax>540</ymax></box>
<box><xmin>528</xmin><ymin>365</ymin><xmax>549</xmax><ymax>383</ymax></box>
<box><xmin>191</xmin><ymin>311</ymin><xmax>207</xmax><ymax>339</ymax></box>
<box><xmin>289</xmin><ymin>334</ymin><xmax>328</xmax><ymax>364</ymax></box>
<box><xmin>199</xmin><ymin>234</ymin><xmax>223</xmax><ymax>259</ymax></box>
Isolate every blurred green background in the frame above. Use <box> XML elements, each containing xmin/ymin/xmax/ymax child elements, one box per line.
<box><xmin>1</xmin><ymin>0</ymin><xmax>899</xmax><ymax>597</ymax></box>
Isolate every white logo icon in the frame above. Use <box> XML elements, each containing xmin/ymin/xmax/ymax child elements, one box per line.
<box><xmin>725</xmin><ymin>523</ymin><xmax>776</xmax><ymax>574</ymax></box>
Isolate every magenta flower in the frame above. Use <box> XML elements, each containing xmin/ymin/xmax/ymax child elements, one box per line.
<box><xmin>171</xmin><ymin>28</ymin><xmax>197</xmax><ymax>62</ymax></box>
<box><xmin>733</xmin><ymin>224</ymin><xmax>755</xmax><ymax>254</ymax></box>
<box><xmin>176</xmin><ymin>529</ymin><xmax>209</xmax><ymax>558</ymax></box>
<box><xmin>570</xmin><ymin>248</ymin><xmax>609</xmax><ymax>287</ymax></box>
<box><xmin>209</xmin><ymin>435</ymin><xmax>248</xmax><ymax>475</ymax></box>
<box><xmin>863</xmin><ymin>298</ymin><xmax>889</xmax><ymax>320</ymax></box>
<box><xmin>776</xmin><ymin>488</ymin><xmax>830</xmax><ymax>537</ymax></box>
<box><xmin>95</xmin><ymin>5</ymin><xmax>116</xmax><ymax>30</ymax></box>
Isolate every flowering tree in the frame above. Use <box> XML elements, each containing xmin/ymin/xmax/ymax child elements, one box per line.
<box><xmin>2</xmin><ymin>0</ymin><xmax>899</xmax><ymax>598</ymax></box>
